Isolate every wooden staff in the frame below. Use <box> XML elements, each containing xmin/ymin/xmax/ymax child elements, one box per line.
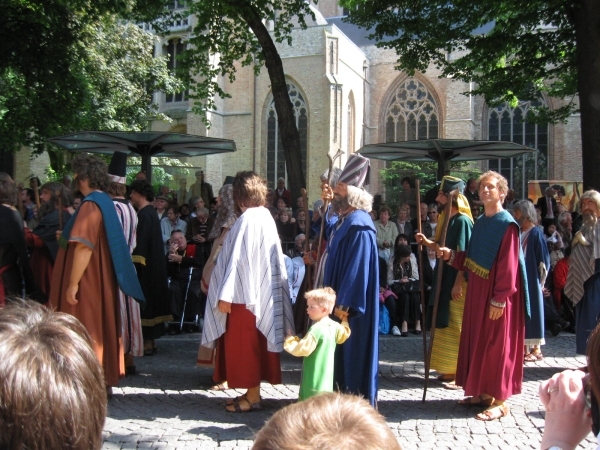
<box><xmin>297</xmin><ymin>187</ymin><xmax>311</xmax><ymax>335</ymax></box>
<box><xmin>56</xmin><ymin>188</ymin><xmax>64</xmax><ymax>230</ymax></box>
<box><xmin>422</xmin><ymin>189</ymin><xmax>456</xmax><ymax>402</ymax></box>
<box><xmin>415</xmin><ymin>180</ymin><xmax>428</xmax><ymax>397</ymax></box>
<box><xmin>315</xmin><ymin>149</ymin><xmax>344</xmax><ymax>268</ymax></box>
<box><xmin>32</xmin><ymin>177</ymin><xmax>40</xmax><ymax>211</ymax></box>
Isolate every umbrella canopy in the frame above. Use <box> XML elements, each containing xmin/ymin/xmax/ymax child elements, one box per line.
<box><xmin>48</xmin><ymin>131</ymin><xmax>236</xmax><ymax>183</ymax></box>
<box><xmin>358</xmin><ymin>139</ymin><xmax>536</xmax><ymax>180</ymax></box>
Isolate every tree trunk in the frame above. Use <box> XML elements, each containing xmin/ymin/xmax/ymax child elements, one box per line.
<box><xmin>244</xmin><ymin>8</ymin><xmax>306</xmax><ymax>200</ymax></box>
<box><xmin>573</xmin><ymin>0</ymin><xmax>600</xmax><ymax>191</ymax></box>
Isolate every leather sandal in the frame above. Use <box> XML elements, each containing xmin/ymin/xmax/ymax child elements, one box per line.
<box><xmin>226</xmin><ymin>397</ymin><xmax>262</xmax><ymax>413</ymax></box>
<box><xmin>475</xmin><ymin>403</ymin><xmax>509</xmax><ymax>421</ymax></box>
<box><xmin>209</xmin><ymin>382</ymin><xmax>229</xmax><ymax>391</ymax></box>
<box><xmin>458</xmin><ymin>395</ymin><xmax>495</xmax><ymax>407</ymax></box>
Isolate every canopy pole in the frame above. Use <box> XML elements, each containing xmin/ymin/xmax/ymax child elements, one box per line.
<box><xmin>432</xmin><ymin>140</ymin><xmax>447</xmax><ymax>181</ymax></box>
<box><xmin>141</xmin><ymin>153</ymin><xmax>152</xmax><ymax>184</ymax></box>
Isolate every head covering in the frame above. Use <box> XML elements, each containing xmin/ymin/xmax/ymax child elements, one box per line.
<box><xmin>155</xmin><ymin>195</ymin><xmax>168</xmax><ymax>201</ymax></box>
<box><xmin>208</xmin><ymin>184</ymin><xmax>237</xmax><ymax>240</ymax></box>
<box><xmin>434</xmin><ymin>175</ymin><xmax>473</xmax><ymax>241</ymax></box>
<box><xmin>439</xmin><ymin>176</ymin><xmax>465</xmax><ymax>194</ymax></box>
<box><xmin>108</xmin><ymin>152</ymin><xmax>127</xmax><ymax>184</ymax></box>
<box><xmin>223</xmin><ymin>176</ymin><xmax>235</xmax><ymax>185</ymax></box>
<box><xmin>338</xmin><ymin>154</ymin><xmax>370</xmax><ymax>188</ymax></box>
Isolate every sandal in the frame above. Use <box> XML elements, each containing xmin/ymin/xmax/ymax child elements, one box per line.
<box><xmin>475</xmin><ymin>403</ymin><xmax>509</xmax><ymax>421</ymax></box>
<box><xmin>437</xmin><ymin>374</ymin><xmax>455</xmax><ymax>382</ymax></box>
<box><xmin>458</xmin><ymin>395</ymin><xmax>495</xmax><ymax>407</ymax></box>
<box><xmin>209</xmin><ymin>382</ymin><xmax>229</xmax><ymax>391</ymax></box>
<box><xmin>443</xmin><ymin>381</ymin><xmax>462</xmax><ymax>390</ymax></box>
<box><xmin>524</xmin><ymin>351</ymin><xmax>543</xmax><ymax>362</ymax></box>
<box><xmin>225</xmin><ymin>397</ymin><xmax>262</xmax><ymax>413</ymax></box>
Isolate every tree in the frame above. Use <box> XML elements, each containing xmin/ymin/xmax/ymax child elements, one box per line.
<box><xmin>380</xmin><ymin>161</ymin><xmax>481</xmax><ymax>212</ymax></box>
<box><xmin>179</xmin><ymin>0</ymin><xmax>315</xmax><ymax>199</ymax></box>
<box><xmin>341</xmin><ymin>0</ymin><xmax>600</xmax><ymax>190</ymax></box>
<box><xmin>1</xmin><ymin>0</ymin><xmax>181</xmax><ymax>172</ymax></box>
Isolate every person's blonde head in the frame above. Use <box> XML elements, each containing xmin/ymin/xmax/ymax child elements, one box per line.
<box><xmin>477</xmin><ymin>170</ymin><xmax>508</xmax><ymax>200</ymax></box>
<box><xmin>252</xmin><ymin>392</ymin><xmax>401</xmax><ymax>450</ymax></box>
<box><xmin>580</xmin><ymin>190</ymin><xmax>600</xmax><ymax>213</ymax></box>
<box><xmin>305</xmin><ymin>287</ymin><xmax>336</xmax><ymax>313</ymax></box>
<box><xmin>233</xmin><ymin>171</ymin><xmax>267</xmax><ymax>213</ymax></box>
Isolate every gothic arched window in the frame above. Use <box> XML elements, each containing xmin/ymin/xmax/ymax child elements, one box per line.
<box><xmin>487</xmin><ymin>100</ymin><xmax>549</xmax><ymax>198</ymax></box>
<box><xmin>266</xmin><ymin>82</ymin><xmax>308</xmax><ymax>188</ymax></box>
<box><xmin>385</xmin><ymin>78</ymin><xmax>439</xmax><ymax>142</ymax></box>
<box><xmin>163</xmin><ymin>38</ymin><xmax>187</xmax><ymax>103</ymax></box>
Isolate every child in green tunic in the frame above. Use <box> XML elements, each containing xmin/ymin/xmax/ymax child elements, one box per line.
<box><xmin>284</xmin><ymin>287</ymin><xmax>351</xmax><ymax>400</ymax></box>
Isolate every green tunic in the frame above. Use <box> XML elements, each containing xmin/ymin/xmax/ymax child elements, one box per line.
<box><xmin>426</xmin><ymin>213</ymin><xmax>473</xmax><ymax>328</ymax></box>
<box><xmin>286</xmin><ymin>317</ymin><xmax>350</xmax><ymax>400</ymax></box>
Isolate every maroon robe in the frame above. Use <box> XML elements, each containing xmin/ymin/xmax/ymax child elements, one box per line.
<box><xmin>453</xmin><ymin>226</ymin><xmax>525</xmax><ymax>400</ymax></box>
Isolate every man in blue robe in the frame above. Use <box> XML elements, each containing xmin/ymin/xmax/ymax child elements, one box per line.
<box><xmin>513</xmin><ymin>200</ymin><xmax>550</xmax><ymax>360</ymax></box>
<box><xmin>321</xmin><ymin>154</ymin><xmax>379</xmax><ymax>407</ymax></box>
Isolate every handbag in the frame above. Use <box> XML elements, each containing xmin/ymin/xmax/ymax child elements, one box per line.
<box><xmin>392</xmin><ymin>280</ymin><xmax>420</xmax><ymax>294</ymax></box>
<box><xmin>379</xmin><ymin>305</ymin><xmax>390</xmax><ymax>334</ymax></box>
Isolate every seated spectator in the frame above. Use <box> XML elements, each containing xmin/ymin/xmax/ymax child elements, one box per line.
<box><xmin>558</xmin><ymin>210</ymin><xmax>574</xmax><ymax>244</ymax></box>
<box><xmin>179</xmin><ymin>203</ymin><xmax>191</xmax><ymax>222</ymax></box>
<box><xmin>395</xmin><ymin>205</ymin><xmax>413</xmax><ymax>237</ymax></box>
<box><xmin>550</xmin><ymin>241</ymin><xmax>565</xmax><ymax>269</ymax></box>
<box><xmin>386</xmin><ymin>241</ymin><xmax>421</xmax><ymax>337</ymax></box>
<box><xmin>411</xmin><ymin>202</ymin><xmax>432</xmax><ymax>241</ymax></box>
<box><xmin>545</xmin><ymin>221</ymin><xmax>564</xmax><ymax>251</ymax></box>
<box><xmin>160</xmin><ymin>205</ymin><xmax>188</xmax><ymax>253</ymax></box>
<box><xmin>0</xmin><ymin>299</ymin><xmax>107</xmax><ymax>450</ymax></box>
<box><xmin>273</xmin><ymin>177</ymin><xmax>291</xmax><ymax>208</ymax></box>
<box><xmin>276</xmin><ymin>208</ymin><xmax>297</xmax><ymax>249</ymax></box>
<box><xmin>295</xmin><ymin>209</ymin><xmax>313</xmax><ymax>239</ymax></box>
<box><xmin>166</xmin><ymin>231</ymin><xmax>204</xmax><ymax>329</ymax></box>
<box><xmin>252</xmin><ymin>392</ymin><xmax>401</xmax><ymax>450</ymax></box>
<box><xmin>190</xmin><ymin>206</ymin><xmax>214</xmax><ymax>262</ymax></box>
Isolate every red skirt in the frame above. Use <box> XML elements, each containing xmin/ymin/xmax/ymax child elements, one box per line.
<box><xmin>213</xmin><ymin>304</ymin><xmax>282</xmax><ymax>388</ymax></box>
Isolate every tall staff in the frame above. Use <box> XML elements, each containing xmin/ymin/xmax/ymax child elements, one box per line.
<box><xmin>31</xmin><ymin>177</ymin><xmax>41</xmax><ymax>211</ymax></box>
<box><xmin>415</xmin><ymin>180</ymin><xmax>428</xmax><ymax>390</ymax></box>
<box><xmin>422</xmin><ymin>189</ymin><xmax>456</xmax><ymax>402</ymax></box>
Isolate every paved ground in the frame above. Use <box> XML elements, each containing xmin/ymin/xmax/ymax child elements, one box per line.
<box><xmin>103</xmin><ymin>331</ymin><xmax>596</xmax><ymax>449</ymax></box>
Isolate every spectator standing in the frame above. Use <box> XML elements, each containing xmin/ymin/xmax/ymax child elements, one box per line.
<box><xmin>536</xmin><ymin>186</ymin><xmax>558</xmax><ymax>228</ymax></box>
<box><xmin>398</xmin><ymin>176</ymin><xmax>418</xmax><ymax>221</ymax></box>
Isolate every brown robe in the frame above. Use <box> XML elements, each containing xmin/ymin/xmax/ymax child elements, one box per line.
<box><xmin>50</xmin><ymin>201</ymin><xmax>124</xmax><ymax>386</ymax></box>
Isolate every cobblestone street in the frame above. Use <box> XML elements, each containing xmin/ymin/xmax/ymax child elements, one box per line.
<box><xmin>103</xmin><ymin>331</ymin><xmax>596</xmax><ymax>449</ymax></box>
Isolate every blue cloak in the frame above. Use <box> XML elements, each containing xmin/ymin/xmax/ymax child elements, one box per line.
<box><xmin>576</xmin><ymin>259</ymin><xmax>600</xmax><ymax>354</ymax></box>
<box><xmin>523</xmin><ymin>226</ymin><xmax>550</xmax><ymax>342</ymax></box>
<box><xmin>323</xmin><ymin>209</ymin><xmax>379</xmax><ymax>406</ymax></box>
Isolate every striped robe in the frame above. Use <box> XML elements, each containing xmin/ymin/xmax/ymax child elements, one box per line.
<box><xmin>202</xmin><ymin>206</ymin><xmax>294</xmax><ymax>352</ymax></box>
<box><xmin>113</xmin><ymin>199</ymin><xmax>143</xmax><ymax>357</ymax></box>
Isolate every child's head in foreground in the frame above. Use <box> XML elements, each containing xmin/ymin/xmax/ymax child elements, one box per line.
<box><xmin>252</xmin><ymin>392</ymin><xmax>402</xmax><ymax>450</ymax></box>
<box><xmin>304</xmin><ymin>287</ymin><xmax>336</xmax><ymax>321</ymax></box>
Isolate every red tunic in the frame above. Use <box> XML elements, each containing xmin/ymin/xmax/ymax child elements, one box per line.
<box><xmin>454</xmin><ymin>226</ymin><xmax>525</xmax><ymax>400</ymax></box>
<box><xmin>213</xmin><ymin>304</ymin><xmax>282</xmax><ymax>388</ymax></box>
<box><xmin>50</xmin><ymin>202</ymin><xmax>124</xmax><ymax>386</ymax></box>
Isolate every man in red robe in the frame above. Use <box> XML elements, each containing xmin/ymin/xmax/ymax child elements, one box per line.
<box><xmin>440</xmin><ymin>170</ymin><xmax>528</xmax><ymax>421</ymax></box>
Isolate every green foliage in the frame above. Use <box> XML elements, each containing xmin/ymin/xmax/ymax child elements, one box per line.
<box><xmin>0</xmin><ymin>0</ymin><xmax>182</xmax><ymax>173</ymax></box>
<box><xmin>380</xmin><ymin>161</ymin><xmax>481</xmax><ymax>212</ymax></box>
<box><xmin>125</xmin><ymin>156</ymin><xmax>193</xmax><ymax>193</ymax></box>
<box><xmin>177</xmin><ymin>0</ymin><xmax>316</xmax><ymax>123</ymax></box>
<box><xmin>341</xmin><ymin>0</ymin><xmax>579</xmax><ymax>122</ymax></box>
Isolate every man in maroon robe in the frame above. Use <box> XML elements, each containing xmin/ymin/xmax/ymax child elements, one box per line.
<box><xmin>440</xmin><ymin>170</ymin><xmax>528</xmax><ymax>421</ymax></box>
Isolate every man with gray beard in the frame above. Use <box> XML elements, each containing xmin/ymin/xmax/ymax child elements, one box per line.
<box><xmin>565</xmin><ymin>190</ymin><xmax>600</xmax><ymax>354</ymax></box>
<box><xmin>320</xmin><ymin>154</ymin><xmax>379</xmax><ymax>407</ymax></box>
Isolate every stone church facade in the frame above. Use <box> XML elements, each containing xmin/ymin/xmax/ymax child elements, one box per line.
<box><xmin>12</xmin><ymin>0</ymin><xmax>583</xmax><ymax>205</ymax></box>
